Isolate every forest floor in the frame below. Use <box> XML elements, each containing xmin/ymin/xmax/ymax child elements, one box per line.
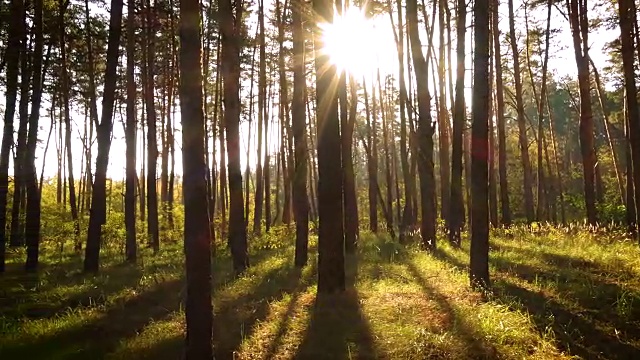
<box><xmin>2</xmin><ymin>226</ymin><xmax>640</xmax><ymax>359</ymax></box>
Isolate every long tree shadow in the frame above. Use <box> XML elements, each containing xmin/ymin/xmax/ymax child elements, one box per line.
<box><xmin>494</xmin><ymin>279</ymin><xmax>640</xmax><ymax>359</ymax></box>
<box><xmin>0</xmin><ymin>278</ymin><xmax>183</xmax><ymax>359</ymax></box>
<box><xmin>213</xmin><ymin>259</ymin><xmax>315</xmax><ymax>358</ymax></box>
<box><xmin>294</xmin><ymin>254</ymin><xmax>380</xmax><ymax>359</ymax></box>
<box><xmin>433</xmin><ymin>243</ymin><xmax>640</xmax><ymax>357</ymax></box>
<box><xmin>402</xmin><ymin>259</ymin><xmax>497</xmax><ymax>359</ymax></box>
<box><xmin>490</xmin><ymin>254</ymin><xmax>640</xmax><ymax>346</ymax></box>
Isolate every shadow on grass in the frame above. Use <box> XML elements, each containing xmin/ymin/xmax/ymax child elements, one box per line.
<box><xmin>402</xmin><ymin>259</ymin><xmax>497</xmax><ymax>358</ymax></box>
<box><xmin>294</xmin><ymin>254</ymin><xmax>380</xmax><ymax>359</ymax></box>
<box><xmin>0</xmin><ymin>278</ymin><xmax>183</xmax><ymax>359</ymax></box>
<box><xmin>494</xmin><ymin>279</ymin><xmax>640</xmax><ymax>359</ymax></box>
<box><xmin>213</xmin><ymin>259</ymin><xmax>315</xmax><ymax>358</ymax></box>
<box><xmin>432</xmin><ymin>243</ymin><xmax>640</xmax><ymax>359</ymax></box>
<box><xmin>0</xmin><ymin>263</ymin><xmax>150</xmax><ymax>320</ymax></box>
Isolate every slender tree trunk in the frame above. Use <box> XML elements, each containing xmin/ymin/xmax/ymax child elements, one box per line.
<box><xmin>392</xmin><ymin>0</ymin><xmax>415</xmax><ymax>241</ymax></box>
<box><xmin>84</xmin><ymin>0</ymin><xmax>123</xmax><ymax>272</ymax></box>
<box><xmin>449</xmin><ymin>0</ymin><xmax>466</xmax><ymax>245</ymax></box>
<box><xmin>24</xmin><ymin>0</ymin><xmax>44</xmax><ymax>272</ymax></box>
<box><xmin>507</xmin><ymin>0</ymin><xmax>535</xmax><ymax>223</ymax></box>
<box><xmin>437</xmin><ymin>0</ymin><xmax>451</xmax><ymax>227</ymax></box>
<box><xmin>220</xmin><ymin>0</ymin><xmax>249</xmax><ymax>273</ymax></box>
<box><xmin>0</xmin><ymin>0</ymin><xmax>24</xmax><ymax>272</ymax></box>
<box><xmin>566</xmin><ymin>0</ymin><xmax>597</xmax><ymax>225</ymax></box>
<box><xmin>125</xmin><ymin>0</ymin><xmax>137</xmax><ymax>263</ymax></box>
<box><xmin>145</xmin><ymin>0</ymin><xmax>160</xmax><ymax>252</ymax></box>
<box><xmin>407</xmin><ymin>0</ymin><xmax>437</xmax><ymax>250</ymax></box>
<box><xmin>59</xmin><ymin>0</ymin><xmax>81</xmax><ymax>249</ymax></box>
<box><xmin>253</xmin><ymin>0</ymin><xmax>266</xmax><ymax>235</ymax></box>
<box><xmin>292</xmin><ymin>0</ymin><xmax>309</xmax><ymax>266</ymax></box>
<box><xmin>10</xmin><ymin>6</ymin><xmax>30</xmax><ymax>248</ymax></box>
<box><xmin>618</xmin><ymin>0</ymin><xmax>640</xmax><ymax>238</ymax></box>
<box><xmin>492</xmin><ymin>0</ymin><xmax>510</xmax><ymax>226</ymax></box>
<box><xmin>590</xmin><ymin>58</ymin><xmax>625</xmax><ymax>204</ymax></box>
<box><xmin>363</xmin><ymin>81</ymin><xmax>378</xmax><ymax>232</ymax></box>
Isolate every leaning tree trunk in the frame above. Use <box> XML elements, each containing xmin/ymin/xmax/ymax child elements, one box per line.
<box><xmin>507</xmin><ymin>0</ymin><xmax>534</xmax><ymax>223</ymax></box>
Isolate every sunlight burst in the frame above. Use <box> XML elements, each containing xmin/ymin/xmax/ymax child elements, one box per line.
<box><xmin>320</xmin><ymin>7</ymin><xmax>389</xmax><ymax>80</ymax></box>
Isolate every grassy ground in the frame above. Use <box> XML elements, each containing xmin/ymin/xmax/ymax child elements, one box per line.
<box><xmin>1</xmin><ymin>226</ymin><xmax>640</xmax><ymax>359</ymax></box>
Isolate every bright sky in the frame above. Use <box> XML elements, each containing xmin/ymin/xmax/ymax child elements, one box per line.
<box><xmin>1</xmin><ymin>0</ymin><xmax>620</xmax><ymax>183</ymax></box>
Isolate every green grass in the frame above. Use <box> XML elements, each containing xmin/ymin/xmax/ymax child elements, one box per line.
<box><xmin>1</xmin><ymin>226</ymin><xmax>640</xmax><ymax>359</ymax></box>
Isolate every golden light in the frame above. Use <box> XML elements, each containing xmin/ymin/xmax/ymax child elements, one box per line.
<box><xmin>320</xmin><ymin>7</ymin><xmax>394</xmax><ymax>80</ymax></box>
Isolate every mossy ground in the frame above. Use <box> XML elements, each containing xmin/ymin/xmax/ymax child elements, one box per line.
<box><xmin>1</xmin><ymin>226</ymin><xmax>639</xmax><ymax>359</ymax></box>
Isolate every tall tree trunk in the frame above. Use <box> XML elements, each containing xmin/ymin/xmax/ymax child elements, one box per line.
<box><xmin>180</xmin><ymin>0</ymin><xmax>213</xmax><ymax>355</ymax></box>
<box><xmin>437</xmin><ymin>0</ymin><xmax>451</xmax><ymax>228</ymax></box>
<box><xmin>314</xmin><ymin>0</ymin><xmax>345</xmax><ymax>293</ymax></box>
<box><xmin>470</xmin><ymin>0</ymin><xmax>490</xmax><ymax>289</ymax></box>
<box><xmin>0</xmin><ymin>1</ymin><xmax>22</xmax><ymax>266</ymax></box>
<box><xmin>507</xmin><ymin>0</ymin><xmax>535</xmax><ymax>223</ymax></box>
<box><xmin>59</xmin><ymin>0</ymin><xmax>81</xmax><ymax>250</ymax></box>
<box><xmin>145</xmin><ymin>0</ymin><xmax>160</xmax><ymax>252</ymax></box>
<box><xmin>220</xmin><ymin>0</ymin><xmax>249</xmax><ymax>273</ymax></box>
<box><xmin>407</xmin><ymin>0</ymin><xmax>437</xmax><ymax>250</ymax></box>
<box><xmin>568</xmin><ymin>0</ymin><xmax>597</xmax><ymax>225</ymax></box>
<box><xmin>253</xmin><ymin>0</ymin><xmax>266</xmax><ymax>235</ymax></box>
<box><xmin>84</xmin><ymin>0</ymin><xmax>123</xmax><ymax>273</ymax></box>
<box><xmin>378</xmin><ymin>70</ymin><xmax>395</xmax><ymax>232</ymax></box>
<box><xmin>392</xmin><ymin>0</ymin><xmax>415</xmax><ymax>241</ymax></box>
<box><xmin>363</xmin><ymin>81</ymin><xmax>378</xmax><ymax>232</ymax></box>
<box><xmin>590</xmin><ymin>58</ymin><xmax>625</xmax><ymax>205</ymax></box>
<box><xmin>618</xmin><ymin>0</ymin><xmax>640</xmax><ymax>238</ymax></box>
<box><xmin>292</xmin><ymin>0</ymin><xmax>309</xmax><ymax>266</ymax></box>
<box><xmin>492</xmin><ymin>0</ymin><xmax>510</xmax><ymax>226</ymax></box>
<box><xmin>84</xmin><ymin>0</ymin><xmax>99</xmax><ymax>213</ymax></box>
<box><xmin>343</xmin><ymin>76</ymin><xmax>359</xmax><ymax>253</ymax></box>
<box><xmin>125</xmin><ymin>0</ymin><xmax>137</xmax><ymax>263</ymax></box>
<box><xmin>10</xmin><ymin>6</ymin><xmax>30</xmax><ymax>248</ymax></box>
<box><xmin>449</xmin><ymin>0</ymin><xmax>466</xmax><ymax>245</ymax></box>
<box><xmin>24</xmin><ymin>0</ymin><xmax>44</xmax><ymax>272</ymax></box>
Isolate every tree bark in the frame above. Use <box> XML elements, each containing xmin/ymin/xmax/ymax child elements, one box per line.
<box><xmin>314</xmin><ymin>0</ymin><xmax>345</xmax><ymax>293</ymax></box>
<box><xmin>449</xmin><ymin>0</ymin><xmax>466</xmax><ymax>245</ymax></box>
<box><xmin>180</xmin><ymin>0</ymin><xmax>213</xmax><ymax>356</ymax></box>
<box><xmin>220</xmin><ymin>0</ymin><xmax>249</xmax><ymax>273</ymax></box>
<box><xmin>470</xmin><ymin>0</ymin><xmax>490</xmax><ymax>290</ymax></box>
<box><xmin>567</xmin><ymin>0</ymin><xmax>597</xmax><ymax>225</ymax></box>
<box><xmin>618</xmin><ymin>0</ymin><xmax>640</xmax><ymax>239</ymax></box>
<box><xmin>292</xmin><ymin>0</ymin><xmax>309</xmax><ymax>266</ymax></box>
<box><xmin>407</xmin><ymin>0</ymin><xmax>437</xmax><ymax>250</ymax></box>
<box><xmin>84</xmin><ymin>0</ymin><xmax>123</xmax><ymax>273</ymax></box>
<box><xmin>24</xmin><ymin>0</ymin><xmax>44</xmax><ymax>272</ymax></box>
<box><xmin>507</xmin><ymin>0</ymin><xmax>535</xmax><ymax>223</ymax></box>
<box><xmin>59</xmin><ymin>0</ymin><xmax>81</xmax><ymax>250</ymax></box>
<box><xmin>125</xmin><ymin>0</ymin><xmax>137</xmax><ymax>263</ymax></box>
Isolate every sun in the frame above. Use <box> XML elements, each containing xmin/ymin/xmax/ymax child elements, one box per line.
<box><xmin>320</xmin><ymin>7</ymin><xmax>393</xmax><ymax>80</ymax></box>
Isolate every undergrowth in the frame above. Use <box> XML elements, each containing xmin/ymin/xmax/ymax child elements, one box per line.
<box><xmin>1</xmin><ymin>224</ymin><xmax>639</xmax><ymax>359</ymax></box>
